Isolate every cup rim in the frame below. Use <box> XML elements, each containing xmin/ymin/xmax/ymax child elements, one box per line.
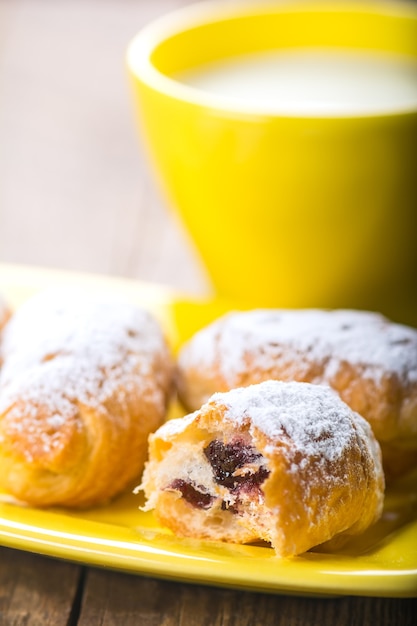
<box><xmin>126</xmin><ymin>0</ymin><xmax>417</xmax><ymax>120</ymax></box>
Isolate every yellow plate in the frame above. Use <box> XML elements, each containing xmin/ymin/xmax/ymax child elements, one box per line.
<box><xmin>0</xmin><ymin>263</ymin><xmax>416</xmax><ymax>598</ymax></box>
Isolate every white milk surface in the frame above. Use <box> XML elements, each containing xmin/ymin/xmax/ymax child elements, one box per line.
<box><xmin>175</xmin><ymin>49</ymin><xmax>417</xmax><ymax>115</ymax></box>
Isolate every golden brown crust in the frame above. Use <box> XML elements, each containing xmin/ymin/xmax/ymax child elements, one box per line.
<box><xmin>177</xmin><ymin>309</ymin><xmax>417</xmax><ymax>478</ymax></box>
<box><xmin>0</xmin><ymin>288</ymin><xmax>174</xmax><ymax>508</ymax></box>
<box><xmin>141</xmin><ymin>381</ymin><xmax>384</xmax><ymax>557</ymax></box>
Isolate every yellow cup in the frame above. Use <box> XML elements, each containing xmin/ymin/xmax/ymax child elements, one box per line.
<box><xmin>127</xmin><ymin>1</ymin><xmax>417</xmax><ymax>326</ymax></box>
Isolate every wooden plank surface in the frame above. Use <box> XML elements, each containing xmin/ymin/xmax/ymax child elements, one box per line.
<box><xmin>0</xmin><ymin>1</ymin><xmax>416</xmax><ymax>624</ymax></box>
<box><xmin>77</xmin><ymin>568</ymin><xmax>417</xmax><ymax>626</ymax></box>
<box><xmin>0</xmin><ymin>0</ymin><xmax>209</xmax><ymax>296</ymax></box>
<box><xmin>1</xmin><ymin>550</ymin><xmax>415</xmax><ymax>626</ymax></box>
<box><xmin>0</xmin><ymin>547</ymin><xmax>82</xmax><ymax>625</ymax></box>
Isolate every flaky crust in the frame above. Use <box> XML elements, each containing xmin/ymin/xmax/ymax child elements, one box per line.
<box><xmin>177</xmin><ymin>309</ymin><xmax>417</xmax><ymax>478</ymax></box>
<box><xmin>141</xmin><ymin>381</ymin><xmax>385</xmax><ymax>557</ymax></box>
<box><xmin>0</xmin><ymin>288</ymin><xmax>174</xmax><ymax>508</ymax></box>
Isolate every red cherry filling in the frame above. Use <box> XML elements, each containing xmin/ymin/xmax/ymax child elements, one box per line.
<box><xmin>204</xmin><ymin>439</ymin><xmax>269</xmax><ymax>490</ymax></box>
<box><xmin>168</xmin><ymin>479</ymin><xmax>214</xmax><ymax>509</ymax></box>
<box><xmin>167</xmin><ymin>440</ymin><xmax>269</xmax><ymax>514</ymax></box>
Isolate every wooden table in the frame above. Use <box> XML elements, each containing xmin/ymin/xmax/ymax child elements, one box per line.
<box><xmin>0</xmin><ymin>1</ymin><xmax>416</xmax><ymax>623</ymax></box>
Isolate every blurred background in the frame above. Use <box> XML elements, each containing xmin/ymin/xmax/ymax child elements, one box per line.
<box><xmin>0</xmin><ymin>0</ymin><xmax>211</xmax><ymax>295</ymax></box>
<box><xmin>1</xmin><ymin>0</ymin><xmax>416</xmax><ymax>304</ymax></box>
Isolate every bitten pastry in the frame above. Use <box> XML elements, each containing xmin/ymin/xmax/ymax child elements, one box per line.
<box><xmin>140</xmin><ymin>380</ymin><xmax>384</xmax><ymax>557</ymax></box>
<box><xmin>0</xmin><ymin>288</ymin><xmax>173</xmax><ymax>508</ymax></box>
<box><xmin>177</xmin><ymin>309</ymin><xmax>417</xmax><ymax>478</ymax></box>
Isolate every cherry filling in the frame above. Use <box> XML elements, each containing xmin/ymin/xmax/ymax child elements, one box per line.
<box><xmin>166</xmin><ymin>440</ymin><xmax>269</xmax><ymax>514</ymax></box>
<box><xmin>204</xmin><ymin>439</ymin><xmax>269</xmax><ymax>490</ymax></box>
<box><xmin>168</xmin><ymin>479</ymin><xmax>214</xmax><ymax>510</ymax></box>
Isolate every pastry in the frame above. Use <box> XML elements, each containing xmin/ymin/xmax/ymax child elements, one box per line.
<box><xmin>140</xmin><ymin>380</ymin><xmax>384</xmax><ymax>557</ymax></box>
<box><xmin>176</xmin><ymin>309</ymin><xmax>417</xmax><ymax>478</ymax></box>
<box><xmin>0</xmin><ymin>294</ymin><xmax>11</xmax><ymax>333</ymax></box>
<box><xmin>0</xmin><ymin>288</ymin><xmax>174</xmax><ymax>508</ymax></box>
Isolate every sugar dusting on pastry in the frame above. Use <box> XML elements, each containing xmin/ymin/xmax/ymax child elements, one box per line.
<box><xmin>0</xmin><ymin>287</ymin><xmax>174</xmax><ymax>507</ymax></box>
<box><xmin>141</xmin><ymin>380</ymin><xmax>385</xmax><ymax>557</ymax></box>
<box><xmin>177</xmin><ymin>309</ymin><xmax>417</xmax><ymax>479</ymax></box>
<box><xmin>0</xmin><ymin>288</ymin><xmax>169</xmax><ymax>451</ymax></box>
<box><xmin>180</xmin><ymin>309</ymin><xmax>417</xmax><ymax>387</ymax></box>
<box><xmin>211</xmin><ymin>381</ymin><xmax>368</xmax><ymax>464</ymax></box>
<box><xmin>0</xmin><ymin>287</ymin><xmax>168</xmax><ymax>416</ymax></box>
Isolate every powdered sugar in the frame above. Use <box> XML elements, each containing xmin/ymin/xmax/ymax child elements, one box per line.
<box><xmin>211</xmin><ymin>380</ymin><xmax>364</xmax><ymax>464</ymax></box>
<box><xmin>179</xmin><ymin>309</ymin><xmax>417</xmax><ymax>386</ymax></box>
<box><xmin>0</xmin><ymin>287</ymin><xmax>170</xmax><ymax>429</ymax></box>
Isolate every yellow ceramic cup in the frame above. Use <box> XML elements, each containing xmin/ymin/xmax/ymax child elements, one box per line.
<box><xmin>127</xmin><ymin>1</ymin><xmax>417</xmax><ymax>326</ymax></box>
